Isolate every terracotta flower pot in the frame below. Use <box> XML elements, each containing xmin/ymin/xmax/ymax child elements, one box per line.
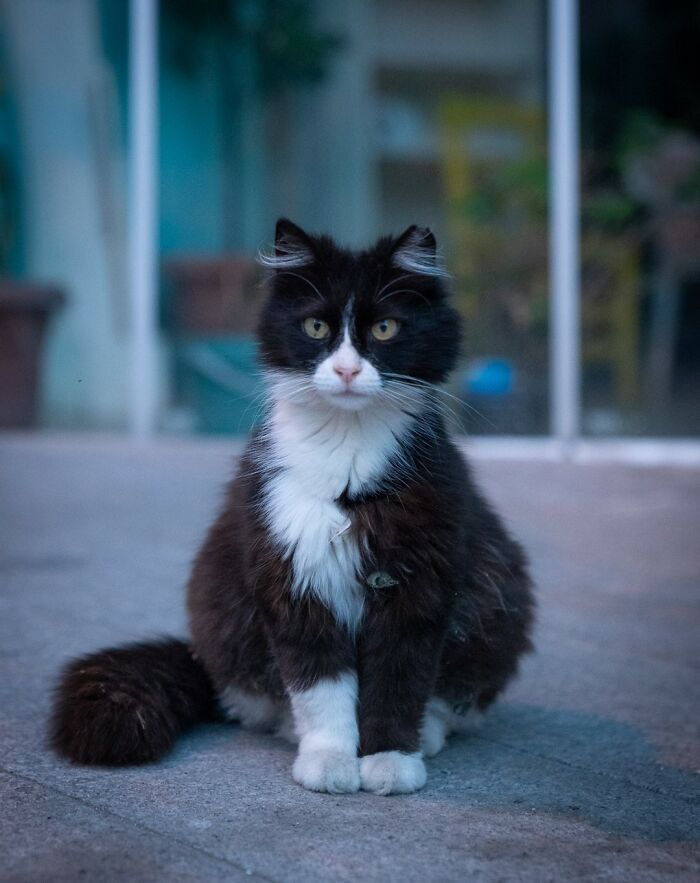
<box><xmin>0</xmin><ymin>280</ymin><xmax>65</xmax><ymax>427</ymax></box>
<box><xmin>163</xmin><ymin>256</ymin><xmax>261</xmax><ymax>335</ymax></box>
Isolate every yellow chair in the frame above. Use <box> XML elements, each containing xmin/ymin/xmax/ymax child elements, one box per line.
<box><xmin>438</xmin><ymin>95</ymin><xmax>640</xmax><ymax>407</ymax></box>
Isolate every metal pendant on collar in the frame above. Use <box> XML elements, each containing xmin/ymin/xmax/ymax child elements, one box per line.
<box><xmin>366</xmin><ymin>571</ymin><xmax>399</xmax><ymax>589</ymax></box>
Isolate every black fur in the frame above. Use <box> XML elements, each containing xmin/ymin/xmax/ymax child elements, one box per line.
<box><xmin>50</xmin><ymin>220</ymin><xmax>534</xmax><ymax>771</ymax></box>
<box><xmin>49</xmin><ymin>639</ymin><xmax>217</xmax><ymax>765</ymax></box>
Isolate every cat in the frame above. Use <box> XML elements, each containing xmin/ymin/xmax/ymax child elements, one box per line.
<box><xmin>49</xmin><ymin>219</ymin><xmax>534</xmax><ymax>795</ymax></box>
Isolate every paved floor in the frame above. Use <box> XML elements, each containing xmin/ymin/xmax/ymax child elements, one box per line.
<box><xmin>1</xmin><ymin>433</ymin><xmax>698</xmax><ymax>882</ymax></box>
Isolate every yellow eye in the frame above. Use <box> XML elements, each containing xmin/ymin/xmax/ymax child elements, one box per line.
<box><xmin>371</xmin><ymin>318</ymin><xmax>399</xmax><ymax>341</ymax></box>
<box><xmin>303</xmin><ymin>318</ymin><xmax>330</xmax><ymax>340</ymax></box>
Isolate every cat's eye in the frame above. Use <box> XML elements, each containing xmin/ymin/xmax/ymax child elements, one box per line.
<box><xmin>302</xmin><ymin>318</ymin><xmax>330</xmax><ymax>340</ymax></box>
<box><xmin>371</xmin><ymin>318</ymin><xmax>400</xmax><ymax>341</ymax></box>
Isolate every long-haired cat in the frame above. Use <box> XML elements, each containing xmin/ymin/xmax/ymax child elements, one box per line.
<box><xmin>50</xmin><ymin>220</ymin><xmax>534</xmax><ymax>795</ymax></box>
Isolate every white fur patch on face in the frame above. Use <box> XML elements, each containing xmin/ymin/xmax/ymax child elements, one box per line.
<box><xmin>261</xmin><ymin>370</ymin><xmax>423</xmax><ymax>630</ymax></box>
<box><xmin>359</xmin><ymin>751</ymin><xmax>427</xmax><ymax>795</ymax></box>
<box><xmin>312</xmin><ymin>329</ymin><xmax>382</xmax><ymax>411</ymax></box>
<box><xmin>290</xmin><ymin>672</ymin><xmax>360</xmax><ymax>793</ymax></box>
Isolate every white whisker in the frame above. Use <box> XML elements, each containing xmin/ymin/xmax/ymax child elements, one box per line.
<box><xmin>273</xmin><ymin>272</ymin><xmax>327</xmax><ymax>303</ymax></box>
<box><xmin>376</xmin><ymin>288</ymin><xmax>434</xmax><ymax>308</ymax></box>
<box><xmin>373</xmin><ymin>273</ymin><xmax>414</xmax><ymax>302</ymax></box>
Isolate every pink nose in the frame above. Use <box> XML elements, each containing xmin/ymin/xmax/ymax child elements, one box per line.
<box><xmin>333</xmin><ymin>365</ymin><xmax>361</xmax><ymax>384</ymax></box>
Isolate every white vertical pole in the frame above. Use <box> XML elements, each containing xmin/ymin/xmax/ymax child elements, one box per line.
<box><xmin>128</xmin><ymin>0</ymin><xmax>158</xmax><ymax>438</ymax></box>
<box><xmin>548</xmin><ymin>0</ymin><xmax>581</xmax><ymax>448</ymax></box>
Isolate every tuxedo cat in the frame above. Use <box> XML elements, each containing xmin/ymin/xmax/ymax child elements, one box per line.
<box><xmin>50</xmin><ymin>219</ymin><xmax>534</xmax><ymax>795</ymax></box>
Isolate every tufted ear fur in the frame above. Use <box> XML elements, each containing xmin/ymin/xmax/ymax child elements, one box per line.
<box><xmin>391</xmin><ymin>225</ymin><xmax>449</xmax><ymax>278</ymax></box>
<box><xmin>258</xmin><ymin>218</ymin><xmax>315</xmax><ymax>270</ymax></box>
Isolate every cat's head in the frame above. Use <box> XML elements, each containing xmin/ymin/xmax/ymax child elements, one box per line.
<box><xmin>257</xmin><ymin>218</ymin><xmax>461</xmax><ymax>412</ymax></box>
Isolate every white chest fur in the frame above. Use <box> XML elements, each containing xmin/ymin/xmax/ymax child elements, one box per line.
<box><xmin>260</xmin><ymin>399</ymin><xmax>412</xmax><ymax>631</ymax></box>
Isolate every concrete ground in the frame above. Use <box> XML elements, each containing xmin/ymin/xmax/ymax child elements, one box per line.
<box><xmin>1</xmin><ymin>433</ymin><xmax>698</xmax><ymax>883</ymax></box>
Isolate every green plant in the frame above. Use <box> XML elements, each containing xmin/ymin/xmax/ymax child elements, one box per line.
<box><xmin>615</xmin><ymin>110</ymin><xmax>666</xmax><ymax>171</ymax></box>
<box><xmin>582</xmin><ymin>189</ymin><xmax>636</xmax><ymax>231</ymax></box>
<box><xmin>167</xmin><ymin>0</ymin><xmax>342</xmax><ymax>95</ymax></box>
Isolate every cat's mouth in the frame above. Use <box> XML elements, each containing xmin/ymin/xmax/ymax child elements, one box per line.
<box><xmin>333</xmin><ymin>389</ymin><xmax>367</xmax><ymax>398</ymax></box>
<box><xmin>324</xmin><ymin>387</ymin><xmax>377</xmax><ymax>411</ymax></box>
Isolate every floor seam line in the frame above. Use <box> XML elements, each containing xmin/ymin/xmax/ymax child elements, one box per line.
<box><xmin>471</xmin><ymin>733</ymin><xmax>700</xmax><ymax>806</ymax></box>
<box><xmin>0</xmin><ymin>763</ymin><xmax>280</xmax><ymax>883</ymax></box>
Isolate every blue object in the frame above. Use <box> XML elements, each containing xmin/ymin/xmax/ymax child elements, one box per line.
<box><xmin>464</xmin><ymin>358</ymin><xmax>515</xmax><ymax>397</ymax></box>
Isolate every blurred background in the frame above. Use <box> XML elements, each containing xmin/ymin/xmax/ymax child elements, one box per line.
<box><xmin>0</xmin><ymin>0</ymin><xmax>698</xmax><ymax>443</ymax></box>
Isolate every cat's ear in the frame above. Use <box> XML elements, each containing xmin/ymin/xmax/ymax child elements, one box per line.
<box><xmin>275</xmin><ymin>218</ymin><xmax>313</xmax><ymax>258</ymax></box>
<box><xmin>391</xmin><ymin>225</ymin><xmax>448</xmax><ymax>278</ymax></box>
<box><xmin>259</xmin><ymin>218</ymin><xmax>315</xmax><ymax>270</ymax></box>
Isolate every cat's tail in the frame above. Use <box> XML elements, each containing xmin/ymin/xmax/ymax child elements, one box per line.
<box><xmin>48</xmin><ymin>638</ymin><xmax>218</xmax><ymax>766</ymax></box>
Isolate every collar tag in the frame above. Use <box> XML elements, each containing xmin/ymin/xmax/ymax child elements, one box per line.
<box><xmin>366</xmin><ymin>571</ymin><xmax>399</xmax><ymax>589</ymax></box>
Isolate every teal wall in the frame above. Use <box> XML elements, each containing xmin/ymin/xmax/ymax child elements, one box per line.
<box><xmin>100</xmin><ymin>0</ymin><xmax>227</xmax><ymax>257</ymax></box>
<box><xmin>159</xmin><ymin>44</ymin><xmax>226</xmax><ymax>256</ymax></box>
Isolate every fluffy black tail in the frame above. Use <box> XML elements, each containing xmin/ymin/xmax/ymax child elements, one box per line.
<box><xmin>49</xmin><ymin>638</ymin><xmax>218</xmax><ymax>766</ymax></box>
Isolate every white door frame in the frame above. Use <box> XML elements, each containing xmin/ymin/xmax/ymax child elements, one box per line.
<box><xmin>128</xmin><ymin>0</ymin><xmax>158</xmax><ymax>438</ymax></box>
<box><xmin>548</xmin><ymin>0</ymin><xmax>581</xmax><ymax>450</ymax></box>
<box><xmin>543</xmin><ymin>0</ymin><xmax>699</xmax><ymax>464</ymax></box>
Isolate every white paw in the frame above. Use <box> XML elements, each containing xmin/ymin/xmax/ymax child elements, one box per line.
<box><xmin>359</xmin><ymin>751</ymin><xmax>427</xmax><ymax>795</ymax></box>
<box><xmin>292</xmin><ymin>749</ymin><xmax>360</xmax><ymax>794</ymax></box>
<box><xmin>421</xmin><ymin>698</ymin><xmax>451</xmax><ymax>757</ymax></box>
<box><xmin>421</xmin><ymin>716</ymin><xmax>447</xmax><ymax>757</ymax></box>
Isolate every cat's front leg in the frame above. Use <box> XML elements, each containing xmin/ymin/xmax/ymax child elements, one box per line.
<box><xmin>289</xmin><ymin>670</ymin><xmax>360</xmax><ymax>793</ymax></box>
<box><xmin>357</xmin><ymin>606</ymin><xmax>447</xmax><ymax>795</ymax></box>
<box><xmin>265</xmin><ymin>596</ymin><xmax>360</xmax><ymax>794</ymax></box>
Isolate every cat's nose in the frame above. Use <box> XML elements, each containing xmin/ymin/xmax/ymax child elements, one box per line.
<box><xmin>333</xmin><ymin>364</ymin><xmax>362</xmax><ymax>385</ymax></box>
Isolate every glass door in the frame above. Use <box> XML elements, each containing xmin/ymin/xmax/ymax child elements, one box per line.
<box><xmin>579</xmin><ymin>2</ymin><xmax>700</xmax><ymax>438</ymax></box>
<box><xmin>157</xmin><ymin>0</ymin><xmax>549</xmax><ymax>436</ymax></box>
